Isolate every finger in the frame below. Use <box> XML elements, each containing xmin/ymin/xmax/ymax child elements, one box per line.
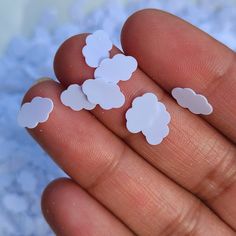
<box><xmin>121</xmin><ymin>9</ymin><xmax>236</xmax><ymax>143</ymax></box>
<box><xmin>23</xmin><ymin>80</ymin><xmax>234</xmax><ymax>235</ymax></box>
<box><xmin>54</xmin><ymin>35</ymin><xmax>236</xmax><ymax>229</ymax></box>
<box><xmin>42</xmin><ymin>178</ymin><xmax>133</xmax><ymax>236</ymax></box>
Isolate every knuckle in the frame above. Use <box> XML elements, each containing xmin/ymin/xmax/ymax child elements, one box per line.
<box><xmin>194</xmin><ymin>145</ymin><xmax>236</xmax><ymax>201</ymax></box>
<box><xmin>161</xmin><ymin>200</ymin><xmax>202</xmax><ymax>236</ymax></box>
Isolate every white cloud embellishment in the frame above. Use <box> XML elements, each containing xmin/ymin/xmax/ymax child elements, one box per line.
<box><xmin>94</xmin><ymin>54</ymin><xmax>138</xmax><ymax>83</ymax></box>
<box><xmin>82</xmin><ymin>79</ymin><xmax>125</xmax><ymax>110</ymax></box>
<box><xmin>126</xmin><ymin>93</ymin><xmax>171</xmax><ymax>145</ymax></box>
<box><xmin>172</xmin><ymin>88</ymin><xmax>213</xmax><ymax>115</ymax></box>
<box><xmin>82</xmin><ymin>30</ymin><xmax>113</xmax><ymax>68</ymax></box>
<box><xmin>142</xmin><ymin>118</ymin><xmax>170</xmax><ymax>146</ymax></box>
<box><xmin>60</xmin><ymin>84</ymin><xmax>96</xmax><ymax>111</ymax></box>
<box><xmin>17</xmin><ymin>97</ymin><xmax>54</xmax><ymax>129</ymax></box>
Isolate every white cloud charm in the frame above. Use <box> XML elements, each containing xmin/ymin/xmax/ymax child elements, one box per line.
<box><xmin>172</xmin><ymin>88</ymin><xmax>213</xmax><ymax>115</ymax></box>
<box><xmin>17</xmin><ymin>97</ymin><xmax>54</xmax><ymax>129</ymax></box>
<box><xmin>60</xmin><ymin>84</ymin><xmax>96</xmax><ymax>111</ymax></box>
<box><xmin>142</xmin><ymin>118</ymin><xmax>170</xmax><ymax>145</ymax></box>
<box><xmin>82</xmin><ymin>79</ymin><xmax>125</xmax><ymax>110</ymax></box>
<box><xmin>94</xmin><ymin>54</ymin><xmax>138</xmax><ymax>83</ymax></box>
<box><xmin>126</xmin><ymin>93</ymin><xmax>160</xmax><ymax>133</ymax></box>
<box><xmin>126</xmin><ymin>93</ymin><xmax>171</xmax><ymax>145</ymax></box>
<box><xmin>82</xmin><ymin>30</ymin><xmax>113</xmax><ymax>68</ymax></box>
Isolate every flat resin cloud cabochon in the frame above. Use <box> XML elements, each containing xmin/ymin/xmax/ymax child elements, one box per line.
<box><xmin>82</xmin><ymin>79</ymin><xmax>125</xmax><ymax>110</ymax></box>
<box><xmin>126</xmin><ymin>93</ymin><xmax>171</xmax><ymax>145</ymax></box>
<box><xmin>172</xmin><ymin>88</ymin><xmax>213</xmax><ymax>115</ymax></box>
<box><xmin>61</xmin><ymin>84</ymin><xmax>96</xmax><ymax>111</ymax></box>
<box><xmin>82</xmin><ymin>30</ymin><xmax>113</xmax><ymax>68</ymax></box>
<box><xmin>18</xmin><ymin>97</ymin><xmax>54</xmax><ymax>129</ymax></box>
<box><xmin>142</xmin><ymin>107</ymin><xmax>170</xmax><ymax>145</ymax></box>
<box><xmin>94</xmin><ymin>54</ymin><xmax>138</xmax><ymax>83</ymax></box>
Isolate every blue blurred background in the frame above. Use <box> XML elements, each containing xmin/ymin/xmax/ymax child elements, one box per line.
<box><xmin>0</xmin><ymin>0</ymin><xmax>236</xmax><ymax>235</ymax></box>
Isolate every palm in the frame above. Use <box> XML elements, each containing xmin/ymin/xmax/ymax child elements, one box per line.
<box><xmin>24</xmin><ymin>10</ymin><xmax>236</xmax><ymax>236</ymax></box>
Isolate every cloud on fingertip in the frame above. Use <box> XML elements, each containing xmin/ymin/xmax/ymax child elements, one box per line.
<box><xmin>17</xmin><ymin>97</ymin><xmax>54</xmax><ymax>129</ymax></box>
<box><xmin>82</xmin><ymin>30</ymin><xmax>113</xmax><ymax>68</ymax></box>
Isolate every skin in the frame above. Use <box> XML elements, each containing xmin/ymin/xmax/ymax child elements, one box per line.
<box><xmin>22</xmin><ymin>9</ymin><xmax>236</xmax><ymax>235</ymax></box>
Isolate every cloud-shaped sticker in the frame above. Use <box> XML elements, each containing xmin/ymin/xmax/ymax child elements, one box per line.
<box><xmin>142</xmin><ymin>118</ymin><xmax>170</xmax><ymax>145</ymax></box>
<box><xmin>172</xmin><ymin>88</ymin><xmax>213</xmax><ymax>115</ymax></box>
<box><xmin>82</xmin><ymin>79</ymin><xmax>125</xmax><ymax>110</ymax></box>
<box><xmin>60</xmin><ymin>84</ymin><xmax>96</xmax><ymax>111</ymax></box>
<box><xmin>94</xmin><ymin>54</ymin><xmax>138</xmax><ymax>83</ymax></box>
<box><xmin>82</xmin><ymin>30</ymin><xmax>113</xmax><ymax>68</ymax></box>
<box><xmin>17</xmin><ymin>97</ymin><xmax>54</xmax><ymax>129</ymax></box>
<box><xmin>126</xmin><ymin>93</ymin><xmax>171</xmax><ymax>145</ymax></box>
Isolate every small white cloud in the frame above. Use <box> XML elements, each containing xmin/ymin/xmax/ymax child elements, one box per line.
<box><xmin>82</xmin><ymin>79</ymin><xmax>125</xmax><ymax>110</ymax></box>
<box><xmin>126</xmin><ymin>93</ymin><xmax>158</xmax><ymax>133</ymax></box>
<box><xmin>60</xmin><ymin>84</ymin><xmax>96</xmax><ymax>111</ymax></box>
<box><xmin>82</xmin><ymin>30</ymin><xmax>113</xmax><ymax>68</ymax></box>
<box><xmin>126</xmin><ymin>93</ymin><xmax>171</xmax><ymax>145</ymax></box>
<box><xmin>17</xmin><ymin>97</ymin><xmax>53</xmax><ymax>129</ymax></box>
<box><xmin>94</xmin><ymin>54</ymin><xmax>138</xmax><ymax>83</ymax></box>
<box><xmin>142</xmin><ymin>119</ymin><xmax>170</xmax><ymax>145</ymax></box>
<box><xmin>172</xmin><ymin>88</ymin><xmax>213</xmax><ymax>115</ymax></box>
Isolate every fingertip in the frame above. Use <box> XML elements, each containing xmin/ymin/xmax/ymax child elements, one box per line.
<box><xmin>41</xmin><ymin>178</ymin><xmax>133</xmax><ymax>236</ymax></box>
<box><xmin>41</xmin><ymin>178</ymin><xmax>73</xmax><ymax>219</ymax></box>
<box><xmin>41</xmin><ymin>178</ymin><xmax>80</xmax><ymax>236</ymax></box>
<box><xmin>121</xmin><ymin>7</ymin><xmax>234</xmax><ymax>92</ymax></box>
<box><xmin>53</xmin><ymin>33</ymin><xmax>94</xmax><ymax>86</ymax></box>
<box><xmin>22</xmin><ymin>78</ymin><xmax>57</xmax><ymax>105</ymax></box>
<box><xmin>121</xmin><ymin>9</ymin><xmax>169</xmax><ymax>49</ymax></box>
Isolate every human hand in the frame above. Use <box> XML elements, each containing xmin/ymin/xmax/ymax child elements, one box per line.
<box><xmin>22</xmin><ymin>9</ymin><xmax>236</xmax><ymax>235</ymax></box>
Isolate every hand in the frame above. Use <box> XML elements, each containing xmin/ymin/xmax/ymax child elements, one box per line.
<box><xmin>23</xmin><ymin>9</ymin><xmax>236</xmax><ymax>236</ymax></box>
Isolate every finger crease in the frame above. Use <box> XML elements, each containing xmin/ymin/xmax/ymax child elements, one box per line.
<box><xmin>86</xmin><ymin>143</ymin><xmax>127</xmax><ymax>192</ymax></box>
<box><xmin>194</xmin><ymin>146</ymin><xmax>236</xmax><ymax>202</ymax></box>
<box><xmin>160</xmin><ymin>200</ymin><xmax>202</xmax><ymax>236</ymax></box>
